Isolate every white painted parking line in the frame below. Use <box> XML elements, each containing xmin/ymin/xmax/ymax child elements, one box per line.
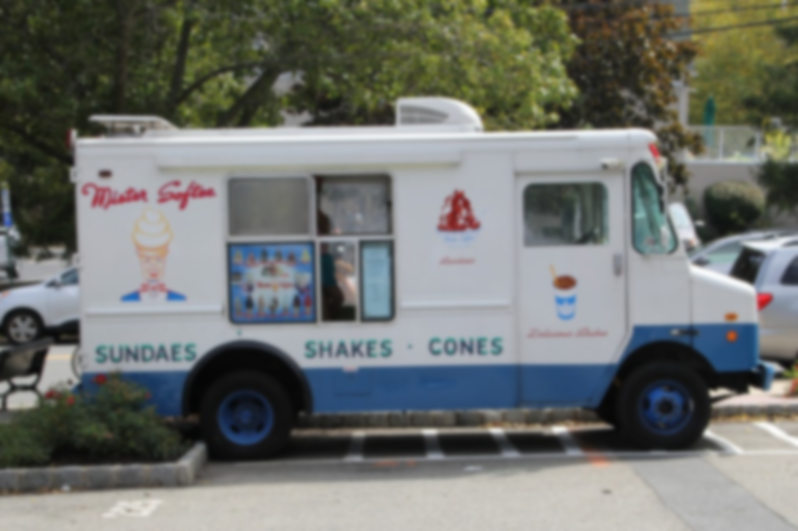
<box><xmin>704</xmin><ymin>429</ymin><xmax>744</xmax><ymax>455</ymax></box>
<box><xmin>344</xmin><ymin>431</ymin><xmax>365</xmax><ymax>462</ymax></box>
<box><xmin>422</xmin><ymin>429</ymin><xmax>445</xmax><ymax>460</ymax></box>
<box><xmin>102</xmin><ymin>499</ymin><xmax>162</xmax><ymax>519</ymax></box>
<box><xmin>754</xmin><ymin>422</ymin><xmax>798</xmax><ymax>448</ymax></box>
<box><xmin>488</xmin><ymin>427</ymin><xmax>520</xmax><ymax>458</ymax></box>
<box><xmin>552</xmin><ymin>426</ymin><xmax>583</xmax><ymax>456</ymax></box>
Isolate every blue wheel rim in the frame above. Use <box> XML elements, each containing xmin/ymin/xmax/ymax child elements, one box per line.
<box><xmin>218</xmin><ymin>389</ymin><xmax>274</xmax><ymax>446</ymax></box>
<box><xmin>637</xmin><ymin>380</ymin><xmax>694</xmax><ymax>436</ymax></box>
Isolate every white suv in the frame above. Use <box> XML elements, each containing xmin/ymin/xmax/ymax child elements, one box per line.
<box><xmin>0</xmin><ymin>268</ymin><xmax>79</xmax><ymax>344</ymax></box>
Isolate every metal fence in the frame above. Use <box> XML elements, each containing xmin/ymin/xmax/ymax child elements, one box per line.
<box><xmin>688</xmin><ymin>126</ymin><xmax>763</xmax><ymax>162</ymax></box>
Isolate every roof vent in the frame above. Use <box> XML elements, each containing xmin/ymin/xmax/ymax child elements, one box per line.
<box><xmin>396</xmin><ymin>97</ymin><xmax>483</xmax><ymax>131</ymax></box>
<box><xmin>89</xmin><ymin>115</ymin><xmax>177</xmax><ymax>136</ymax></box>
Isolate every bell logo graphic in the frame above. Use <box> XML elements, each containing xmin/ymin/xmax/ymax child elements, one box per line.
<box><xmin>437</xmin><ymin>190</ymin><xmax>481</xmax><ymax>246</ymax></box>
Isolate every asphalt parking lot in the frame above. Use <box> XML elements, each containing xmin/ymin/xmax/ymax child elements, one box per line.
<box><xmin>3</xmin><ymin>423</ymin><xmax>798</xmax><ymax>530</ymax></box>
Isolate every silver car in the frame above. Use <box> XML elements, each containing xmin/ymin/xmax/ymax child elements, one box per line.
<box><xmin>691</xmin><ymin>230</ymin><xmax>793</xmax><ymax>275</ymax></box>
<box><xmin>730</xmin><ymin>237</ymin><xmax>798</xmax><ymax>366</ymax></box>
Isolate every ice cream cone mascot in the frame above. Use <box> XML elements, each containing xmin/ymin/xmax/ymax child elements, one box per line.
<box><xmin>121</xmin><ymin>209</ymin><xmax>186</xmax><ymax>302</ymax></box>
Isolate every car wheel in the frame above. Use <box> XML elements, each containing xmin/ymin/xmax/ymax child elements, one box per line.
<box><xmin>200</xmin><ymin>372</ymin><xmax>293</xmax><ymax>460</ymax></box>
<box><xmin>616</xmin><ymin>362</ymin><xmax>710</xmax><ymax>450</ymax></box>
<box><xmin>4</xmin><ymin>310</ymin><xmax>44</xmax><ymax>345</ymax></box>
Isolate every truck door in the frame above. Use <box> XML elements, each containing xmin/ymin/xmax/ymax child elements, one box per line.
<box><xmin>516</xmin><ymin>174</ymin><xmax>629</xmax><ymax>405</ymax></box>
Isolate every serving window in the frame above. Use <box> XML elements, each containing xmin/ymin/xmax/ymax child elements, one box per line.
<box><xmin>226</xmin><ymin>174</ymin><xmax>394</xmax><ymax>324</ymax></box>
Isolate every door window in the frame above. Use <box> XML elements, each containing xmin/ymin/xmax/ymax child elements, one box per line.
<box><xmin>523</xmin><ymin>183</ymin><xmax>608</xmax><ymax>246</ymax></box>
<box><xmin>705</xmin><ymin>241</ymin><xmax>743</xmax><ymax>265</ymax></box>
<box><xmin>60</xmin><ymin>269</ymin><xmax>79</xmax><ymax>286</ymax></box>
<box><xmin>632</xmin><ymin>164</ymin><xmax>676</xmax><ymax>254</ymax></box>
<box><xmin>781</xmin><ymin>256</ymin><xmax>798</xmax><ymax>285</ymax></box>
<box><xmin>731</xmin><ymin>248</ymin><xmax>766</xmax><ymax>285</ymax></box>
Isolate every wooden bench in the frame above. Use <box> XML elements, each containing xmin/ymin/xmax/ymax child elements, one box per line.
<box><xmin>0</xmin><ymin>338</ymin><xmax>54</xmax><ymax>411</ymax></box>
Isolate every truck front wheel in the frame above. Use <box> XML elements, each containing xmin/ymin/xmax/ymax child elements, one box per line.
<box><xmin>616</xmin><ymin>362</ymin><xmax>710</xmax><ymax>450</ymax></box>
<box><xmin>200</xmin><ymin>372</ymin><xmax>293</xmax><ymax>460</ymax></box>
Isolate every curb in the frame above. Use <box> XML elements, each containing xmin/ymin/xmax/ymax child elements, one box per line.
<box><xmin>0</xmin><ymin>442</ymin><xmax>206</xmax><ymax>495</ymax></box>
<box><xmin>296</xmin><ymin>403</ymin><xmax>798</xmax><ymax>429</ymax></box>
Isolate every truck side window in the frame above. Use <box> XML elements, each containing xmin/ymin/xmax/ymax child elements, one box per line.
<box><xmin>523</xmin><ymin>183</ymin><xmax>608</xmax><ymax>246</ymax></box>
<box><xmin>228</xmin><ymin>177</ymin><xmax>310</xmax><ymax>236</ymax></box>
<box><xmin>319</xmin><ymin>241</ymin><xmax>358</xmax><ymax>321</ymax></box>
<box><xmin>316</xmin><ymin>175</ymin><xmax>394</xmax><ymax>322</ymax></box>
<box><xmin>631</xmin><ymin>164</ymin><xmax>676</xmax><ymax>255</ymax></box>
<box><xmin>316</xmin><ymin>176</ymin><xmax>391</xmax><ymax>235</ymax></box>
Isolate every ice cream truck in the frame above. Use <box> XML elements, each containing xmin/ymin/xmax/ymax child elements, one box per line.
<box><xmin>72</xmin><ymin>97</ymin><xmax>775</xmax><ymax>458</ymax></box>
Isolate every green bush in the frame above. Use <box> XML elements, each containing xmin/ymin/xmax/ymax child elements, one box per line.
<box><xmin>0</xmin><ymin>375</ymin><xmax>186</xmax><ymax>468</ymax></box>
<box><xmin>756</xmin><ymin>159</ymin><xmax>798</xmax><ymax>214</ymax></box>
<box><xmin>703</xmin><ymin>180</ymin><xmax>765</xmax><ymax>236</ymax></box>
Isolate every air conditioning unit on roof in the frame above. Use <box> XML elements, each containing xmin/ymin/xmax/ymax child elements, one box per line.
<box><xmin>395</xmin><ymin>97</ymin><xmax>483</xmax><ymax>131</ymax></box>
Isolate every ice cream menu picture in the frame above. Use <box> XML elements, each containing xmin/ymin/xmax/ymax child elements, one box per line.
<box><xmin>228</xmin><ymin>242</ymin><xmax>316</xmax><ymax>323</ymax></box>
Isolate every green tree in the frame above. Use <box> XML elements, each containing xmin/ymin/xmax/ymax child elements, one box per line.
<box><xmin>689</xmin><ymin>0</ymin><xmax>798</xmax><ymax>126</ymax></box>
<box><xmin>744</xmin><ymin>25</ymin><xmax>798</xmax><ymax>128</ymax></box>
<box><xmin>0</xmin><ymin>0</ymin><xmax>578</xmax><ymax>251</ymax></box>
<box><xmin>552</xmin><ymin>0</ymin><xmax>702</xmax><ymax>188</ymax></box>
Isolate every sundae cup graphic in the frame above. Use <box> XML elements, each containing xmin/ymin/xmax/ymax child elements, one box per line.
<box><xmin>550</xmin><ymin>265</ymin><xmax>577</xmax><ymax>321</ymax></box>
<box><xmin>121</xmin><ymin>208</ymin><xmax>186</xmax><ymax>302</ymax></box>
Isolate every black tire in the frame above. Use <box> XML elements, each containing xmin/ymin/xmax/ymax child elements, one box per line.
<box><xmin>616</xmin><ymin>362</ymin><xmax>710</xmax><ymax>450</ymax></box>
<box><xmin>4</xmin><ymin>309</ymin><xmax>44</xmax><ymax>345</ymax></box>
<box><xmin>594</xmin><ymin>386</ymin><xmax>618</xmax><ymax>427</ymax></box>
<box><xmin>200</xmin><ymin>372</ymin><xmax>293</xmax><ymax>460</ymax></box>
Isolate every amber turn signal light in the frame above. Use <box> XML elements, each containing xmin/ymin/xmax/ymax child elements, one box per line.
<box><xmin>726</xmin><ymin>330</ymin><xmax>738</xmax><ymax>342</ymax></box>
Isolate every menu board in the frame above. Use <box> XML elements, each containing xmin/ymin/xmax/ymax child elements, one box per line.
<box><xmin>228</xmin><ymin>242</ymin><xmax>316</xmax><ymax>323</ymax></box>
<box><xmin>361</xmin><ymin>241</ymin><xmax>393</xmax><ymax>320</ymax></box>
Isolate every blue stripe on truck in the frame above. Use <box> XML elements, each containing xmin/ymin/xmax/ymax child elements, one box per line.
<box><xmin>80</xmin><ymin>323</ymin><xmax>759</xmax><ymax>416</ymax></box>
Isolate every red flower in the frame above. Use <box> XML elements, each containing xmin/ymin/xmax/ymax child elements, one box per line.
<box><xmin>44</xmin><ymin>389</ymin><xmax>58</xmax><ymax>400</ymax></box>
<box><xmin>145</xmin><ymin>392</ymin><xmax>152</xmax><ymax>400</ymax></box>
<box><xmin>93</xmin><ymin>374</ymin><xmax>107</xmax><ymax>385</ymax></box>
<box><xmin>66</xmin><ymin>396</ymin><xmax>75</xmax><ymax>406</ymax></box>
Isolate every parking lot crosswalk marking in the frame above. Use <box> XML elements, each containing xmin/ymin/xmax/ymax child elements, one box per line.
<box><xmin>551</xmin><ymin>426</ymin><xmax>584</xmax><ymax>456</ymax></box>
<box><xmin>344</xmin><ymin>431</ymin><xmax>365</xmax><ymax>462</ymax></box>
<box><xmin>488</xmin><ymin>428</ymin><xmax>520</xmax><ymax>458</ymax></box>
<box><xmin>422</xmin><ymin>429</ymin><xmax>445</xmax><ymax>460</ymax></box>
<box><xmin>102</xmin><ymin>499</ymin><xmax>162</xmax><ymax>519</ymax></box>
<box><xmin>754</xmin><ymin>422</ymin><xmax>798</xmax><ymax>448</ymax></box>
<box><xmin>704</xmin><ymin>429</ymin><xmax>744</xmax><ymax>455</ymax></box>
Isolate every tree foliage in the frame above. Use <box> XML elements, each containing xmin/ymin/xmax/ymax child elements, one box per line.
<box><xmin>743</xmin><ymin>24</ymin><xmax>798</xmax><ymax>129</ymax></box>
<box><xmin>756</xmin><ymin>159</ymin><xmax>798</xmax><ymax>214</ymax></box>
<box><xmin>552</xmin><ymin>0</ymin><xmax>702</xmax><ymax>188</ymax></box>
<box><xmin>689</xmin><ymin>0</ymin><xmax>798</xmax><ymax>126</ymax></box>
<box><xmin>0</xmin><ymin>0</ymin><xmax>578</xmax><ymax>250</ymax></box>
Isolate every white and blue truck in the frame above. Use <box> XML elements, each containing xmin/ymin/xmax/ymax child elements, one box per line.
<box><xmin>72</xmin><ymin>97</ymin><xmax>776</xmax><ymax>458</ymax></box>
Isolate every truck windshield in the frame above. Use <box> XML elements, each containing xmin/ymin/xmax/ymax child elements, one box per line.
<box><xmin>632</xmin><ymin>163</ymin><xmax>676</xmax><ymax>254</ymax></box>
<box><xmin>730</xmin><ymin>247</ymin><xmax>765</xmax><ymax>285</ymax></box>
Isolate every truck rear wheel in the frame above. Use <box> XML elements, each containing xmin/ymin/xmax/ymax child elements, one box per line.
<box><xmin>200</xmin><ymin>372</ymin><xmax>293</xmax><ymax>460</ymax></box>
<box><xmin>616</xmin><ymin>362</ymin><xmax>710</xmax><ymax>450</ymax></box>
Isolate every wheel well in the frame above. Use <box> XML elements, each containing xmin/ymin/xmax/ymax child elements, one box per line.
<box><xmin>615</xmin><ymin>341</ymin><xmax>718</xmax><ymax>389</ymax></box>
<box><xmin>182</xmin><ymin>341</ymin><xmax>312</xmax><ymax>417</ymax></box>
<box><xmin>3</xmin><ymin>307</ymin><xmax>44</xmax><ymax>328</ymax></box>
